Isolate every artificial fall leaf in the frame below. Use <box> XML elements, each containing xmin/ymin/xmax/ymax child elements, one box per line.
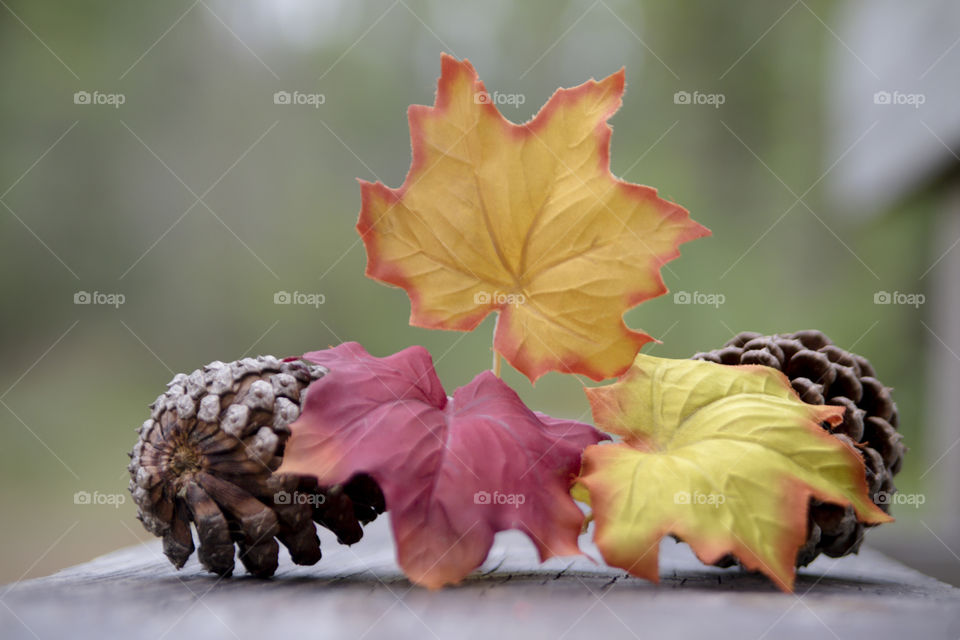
<box><xmin>578</xmin><ymin>355</ymin><xmax>892</xmax><ymax>592</ymax></box>
<box><xmin>357</xmin><ymin>54</ymin><xmax>710</xmax><ymax>383</ymax></box>
<box><xmin>277</xmin><ymin>342</ymin><xmax>606</xmax><ymax>588</ymax></box>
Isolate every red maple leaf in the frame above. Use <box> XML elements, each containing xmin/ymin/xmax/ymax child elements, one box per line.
<box><xmin>277</xmin><ymin>342</ymin><xmax>606</xmax><ymax>588</ymax></box>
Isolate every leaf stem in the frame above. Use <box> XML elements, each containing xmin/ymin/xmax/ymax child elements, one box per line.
<box><xmin>491</xmin><ymin>313</ymin><xmax>501</xmax><ymax>377</ymax></box>
<box><xmin>581</xmin><ymin>511</ymin><xmax>594</xmax><ymax>533</ymax></box>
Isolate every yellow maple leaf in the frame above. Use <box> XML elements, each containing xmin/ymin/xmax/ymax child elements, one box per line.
<box><xmin>578</xmin><ymin>355</ymin><xmax>892</xmax><ymax>592</ymax></box>
<box><xmin>357</xmin><ymin>54</ymin><xmax>709</xmax><ymax>382</ymax></box>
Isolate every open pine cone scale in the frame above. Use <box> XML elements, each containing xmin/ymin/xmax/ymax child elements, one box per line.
<box><xmin>128</xmin><ymin>356</ymin><xmax>385</xmax><ymax>578</ymax></box>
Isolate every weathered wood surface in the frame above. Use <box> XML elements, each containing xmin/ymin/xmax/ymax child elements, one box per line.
<box><xmin>2</xmin><ymin>517</ymin><xmax>959</xmax><ymax>640</ymax></box>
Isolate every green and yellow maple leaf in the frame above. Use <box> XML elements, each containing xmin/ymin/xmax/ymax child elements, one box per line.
<box><xmin>357</xmin><ymin>54</ymin><xmax>709</xmax><ymax>382</ymax></box>
<box><xmin>578</xmin><ymin>354</ymin><xmax>892</xmax><ymax>591</ymax></box>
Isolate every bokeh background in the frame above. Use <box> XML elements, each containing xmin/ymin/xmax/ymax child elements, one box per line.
<box><xmin>1</xmin><ymin>0</ymin><xmax>958</xmax><ymax>585</ymax></box>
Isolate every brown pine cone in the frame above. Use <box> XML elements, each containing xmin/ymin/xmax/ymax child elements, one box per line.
<box><xmin>692</xmin><ymin>330</ymin><xmax>905</xmax><ymax>567</ymax></box>
<box><xmin>128</xmin><ymin>356</ymin><xmax>385</xmax><ymax>578</ymax></box>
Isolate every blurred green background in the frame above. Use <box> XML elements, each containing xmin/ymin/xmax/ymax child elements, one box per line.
<box><xmin>1</xmin><ymin>0</ymin><xmax>956</xmax><ymax>585</ymax></box>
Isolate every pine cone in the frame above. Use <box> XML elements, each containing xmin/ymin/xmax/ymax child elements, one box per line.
<box><xmin>128</xmin><ymin>356</ymin><xmax>385</xmax><ymax>578</ymax></box>
<box><xmin>692</xmin><ymin>330</ymin><xmax>905</xmax><ymax>567</ymax></box>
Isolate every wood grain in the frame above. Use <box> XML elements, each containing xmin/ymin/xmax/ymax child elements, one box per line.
<box><xmin>2</xmin><ymin>517</ymin><xmax>958</xmax><ymax>639</ymax></box>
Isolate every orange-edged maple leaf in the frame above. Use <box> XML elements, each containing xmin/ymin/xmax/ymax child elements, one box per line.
<box><xmin>357</xmin><ymin>54</ymin><xmax>709</xmax><ymax>382</ymax></box>
<box><xmin>577</xmin><ymin>355</ymin><xmax>892</xmax><ymax>592</ymax></box>
<box><xmin>277</xmin><ymin>342</ymin><xmax>607</xmax><ymax>588</ymax></box>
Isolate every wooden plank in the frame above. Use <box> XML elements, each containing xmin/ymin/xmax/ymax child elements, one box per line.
<box><xmin>2</xmin><ymin>517</ymin><xmax>959</xmax><ymax>640</ymax></box>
